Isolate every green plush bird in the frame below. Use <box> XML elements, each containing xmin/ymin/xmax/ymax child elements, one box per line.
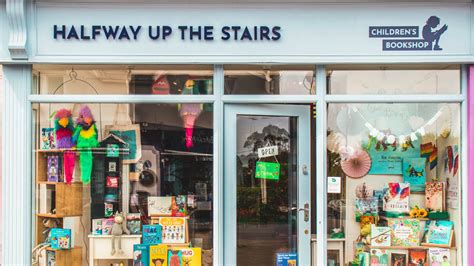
<box><xmin>73</xmin><ymin>105</ymin><xmax>99</xmax><ymax>184</ymax></box>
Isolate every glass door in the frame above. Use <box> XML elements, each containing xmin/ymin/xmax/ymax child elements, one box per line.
<box><xmin>224</xmin><ymin>104</ymin><xmax>311</xmax><ymax>265</ymax></box>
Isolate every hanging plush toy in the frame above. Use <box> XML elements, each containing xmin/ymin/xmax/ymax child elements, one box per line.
<box><xmin>179</xmin><ymin>80</ymin><xmax>203</xmax><ymax>150</ymax></box>
<box><xmin>54</xmin><ymin>109</ymin><xmax>75</xmax><ymax>184</ymax></box>
<box><xmin>73</xmin><ymin>105</ymin><xmax>99</xmax><ymax>184</ymax></box>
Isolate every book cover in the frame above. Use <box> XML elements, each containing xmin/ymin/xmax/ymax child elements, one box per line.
<box><xmin>168</xmin><ymin>249</ymin><xmax>183</xmax><ymax>266</ymax></box>
<box><xmin>104</xmin><ymin>202</ymin><xmax>114</xmax><ymax>217</ymax></box>
<box><xmin>47</xmin><ymin>156</ymin><xmax>60</xmax><ymax>182</ymax></box>
<box><xmin>143</xmin><ymin>224</ymin><xmax>162</xmax><ymax>244</ymax></box>
<box><xmin>150</xmin><ymin>244</ymin><xmax>168</xmax><ymax>266</ymax></box>
<box><xmin>46</xmin><ymin>250</ymin><xmax>56</xmax><ymax>266</ymax></box>
<box><xmin>422</xmin><ymin>220</ymin><xmax>453</xmax><ymax>246</ymax></box>
<box><xmin>391</xmin><ymin>252</ymin><xmax>408</xmax><ymax>266</ymax></box>
<box><xmin>403</xmin><ymin>158</ymin><xmax>426</xmax><ymax>192</ymax></box>
<box><xmin>92</xmin><ymin>218</ymin><xmax>103</xmax><ymax>235</ymax></box>
<box><xmin>102</xmin><ymin>218</ymin><xmax>114</xmax><ymax>235</ymax></box>
<box><xmin>355</xmin><ymin>198</ymin><xmax>379</xmax><ymax>222</ymax></box>
<box><xmin>388</xmin><ymin>218</ymin><xmax>421</xmax><ymax>247</ymax></box>
<box><xmin>383</xmin><ymin>183</ymin><xmax>410</xmax><ymax>213</ymax></box>
<box><xmin>172</xmin><ymin>195</ymin><xmax>187</xmax><ymax>217</ymax></box>
<box><xmin>171</xmin><ymin>247</ymin><xmax>201</xmax><ymax>266</ymax></box>
<box><xmin>428</xmin><ymin>248</ymin><xmax>451</xmax><ymax>266</ymax></box>
<box><xmin>408</xmin><ymin>249</ymin><xmax>427</xmax><ymax>266</ymax></box>
<box><xmin>159</xmin><ymin>217</ymin><xmax>187</xmax><ymax>244</ymax></box>
<box><xmin>370</xmin><ymin>249</ymin><xmax>389</xmax><ymax>266</ymax></box>
<box><xmin>425</xmin><ymin>182</ymin><xmax>445</xmax><ymax>212</ymax></box>
<box><xmin>276</xmin><ymin>253</ymin><xmax>298</xmax><ymax>266</ymax></box>
<box><xmin>370</xmin><ymin>224</ymin><xmax>391</xmax><ymax>247</ymax></box>
<box><xmin>127</xmin><ymin>213</ymin><xmax>142</xmax><ymax>235</ymax></box>
<box><xmin>50</xmin><ymin>228</ymin><xmax>71</xmax><ymax>250</ymax></box>
<box><xmin>148</xmin><ymin>196</ymin><xmax>174</xmax><ymax>216</ymax></box>
<box><xmin>106</xmin><ymin>176</ymin><xmax>119</xmax><ymax>188</ymax></box>
<box><xmin>41</xmin><ymin>128</ymin><xmax>56</xmax><ymax>150</ymax></box>
<box><xmin>134</xmin><ymin>244</ymin><xmax>150</xmax><ymax>266</ymax></box>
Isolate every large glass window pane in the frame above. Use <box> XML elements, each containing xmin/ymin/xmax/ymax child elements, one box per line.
<box><xmin>34</xmin><ymin>65</ymin><xmax>213</xmax><ymax>95</ymax></box>
<box><xmin>327</xmin><ymin>103</ymin><xmax>462</xmax><ymax>265</ymax></box>
<box><xmin>33</xmin><ymin>102</ymin><xmax>213</xmax><ymax>265</ymax></box>
<box><xmin>225</xmin><ymin>65</ymin><xmax>315</xmax><ymax>95</ymax></box>
<box><xmin>328</xmin><ymin>65</ymin><xmax>460</xmax><ymax>95</ymax></box>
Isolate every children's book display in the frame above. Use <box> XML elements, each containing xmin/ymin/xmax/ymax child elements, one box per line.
<box><xmin>50</xmin><ymin>228</ymin><xmax>72</xmax><ymax>250</ymax></box>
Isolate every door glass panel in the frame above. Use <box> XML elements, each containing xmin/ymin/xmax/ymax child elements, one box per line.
<box><xmin>236</xmin><ymin>115</ymin><xmax>298</xmax><ymax>266</ymax></box>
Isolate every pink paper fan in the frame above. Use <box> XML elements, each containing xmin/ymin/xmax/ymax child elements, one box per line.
<box><xmin>341</xmin><ymin>150</ymin><xmax>371</xmax><ymax>179</ymax></box>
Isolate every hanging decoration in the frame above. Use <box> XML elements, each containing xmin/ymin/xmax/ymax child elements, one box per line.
<box><xmin>341</xmin><ymin>149</ymin><xmax>372</xmax><ymax>179</ymax></box>
<box><xmin>53</xmin><ymin>108</ymin><xmax>76</xmax><ymax>184</ymax></box>
<box><xmin>179</xmin><ymin>80</ymin><xmax>203</xmax><ymax>150</ymax></box>
<box><xmin>73</xmin><ymin>105</ymin><xmax>99</xmax><ymax>184</ymax></box>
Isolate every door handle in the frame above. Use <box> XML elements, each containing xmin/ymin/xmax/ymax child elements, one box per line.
<box><xmin>290</xmin><ymin>203</ymin><xmax>310</xmax><ymax>222</ymax></box>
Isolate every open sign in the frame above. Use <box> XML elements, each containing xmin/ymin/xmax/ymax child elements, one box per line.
<box><xmin>257</xmin><ymin>146</ymin><xmax>279</xmax><ymax>158</ymax></box>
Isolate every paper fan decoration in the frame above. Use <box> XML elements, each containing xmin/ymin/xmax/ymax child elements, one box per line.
<box><xmin>341</xmin><ymin>150</ymin><xmax>371</xmax><ymax>178</ymax></box>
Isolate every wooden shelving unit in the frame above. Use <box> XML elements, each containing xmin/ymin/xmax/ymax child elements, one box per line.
<box><xmin>46</xmin><ymin>247</ymin><xmax>82</xmax><ymax>266</ymax></box>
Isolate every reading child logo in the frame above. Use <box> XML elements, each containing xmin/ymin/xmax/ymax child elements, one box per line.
<box><xmin>369</xmin><ymin>16</ymin><xmax>448</xmax><ymax>51</ymax></box>
<box><xmin>422</xmin><ymin>16</ymin><xmax>448</xmax><ymax>50</ymax></box>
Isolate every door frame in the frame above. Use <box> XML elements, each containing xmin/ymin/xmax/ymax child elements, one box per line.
<box><xmin>223</xmin><ymin>104</ymin><xmax>312</xmax><ymax>265</ymax></box>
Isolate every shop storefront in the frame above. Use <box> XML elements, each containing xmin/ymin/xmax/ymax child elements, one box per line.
<box><xmin>1</xmin><ymin>1</ymin><xmax>474</xmax><ymax>266</ymax></box>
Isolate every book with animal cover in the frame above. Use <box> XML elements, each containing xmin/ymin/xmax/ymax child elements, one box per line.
<box><xmin>168</xmin><ymin>249</ymin><xmax>183</xmax><ymax>266</ymax></box>
<box><xmin>391</xmin><ymin>251</ymin><xmax>408</xmax><ymax>266</ymax></box>
<box><xmin>370</xmin><ymin>249</ymin><xmax>389</xmax><ymax>266</ymax></box>
<box><xmin>50</xmin><ymin>228</ymin><xmax>71</xmax><ymax>250</ymax></box>
<box><xmin>355</xmin><ymin>198</ymin><xmax>379</xmax><ymax>222</ymax></box>
<box><xmin>408</xmin><ymin>249</ymin><xmax>427</xmax><ymax>266</ymax></box>
<box><xmin>388</xmin><ymin>218</ymin><xmax>421</xmax><ymax>247</ymax></box>
<box><xmin>159</xmin><ymin>217</ymin><xmax>187</xmax><ymax>244</ymax></box>
<box><xmin>134</xmin><ymin>244</ymin><xmax>150</xmax><ymax>266</ymax></box>
<box><xmin>150</xmin><ymin>244</ymin><xmax>168</xmax><ymax>266</ymax></box>
<box><xmin>148</xmin><ymin>196</ymin><xmax>174</xmax><ymax>216</ymax></box>
<box><xmin>171</xmin><ymin>247</ymin><xmax>202</xmax><ymax>266</ymax></box>
<box><xmin>383</xmin><ymin>183</ymin><xmax>410</xmax><ymax>213</ymax></box>
<box><xmin>92</xmin><ymin>218</ymin><xmax>103</xmax><ymax>235</ymax></box>
<box><xmin>403</xmin><ymin>158</ymin><xmax>426</xmax><ymax>192</ymax></box>
<box><xmin>102</xmin><ymin>218</ymin><xmax>114</xmax><ymax>235</ymax></box>
<box><xmin>425</xmin><ymin>182</ymin><xmax>445</xmax><ymax>212</ymax></box>
<box><xmin>370</xmin><ymin>224</ymin><xmax>391</xmax><ymax>247</ymax></box>
<box><xmin>143</xmin><ymin>224</ymin><xmax>162</xmax><ymax>244</ymax></box>
<box><xmin>422</xmin><ymin>220</ymin><xmax>454</xmax><ymax>246</ymax></box>
<box><xmin>47</xmin><ymin>156</ymin><xmax>60</xmax><ymax>182</ymax></box>
<box><xmin>428</xmin><ymin>248</ymin><xmax>451</xmax><ymax>266</ymax></box>
<box><xmin>127</xmin><ymin>213</ymin><xmax>142</xmax><ymax>235</ymax></box>
<box><xmin>172</xmin><ymin>195</ymin><xmax>187</xmax><ymax>217</ymax></box>
<box><xmin>41</xmin><ymin>128</ymin><xmax>56</xmax><ymax>150</ymax></box>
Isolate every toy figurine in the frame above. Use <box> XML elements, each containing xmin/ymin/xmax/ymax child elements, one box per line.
<box><xmin>111</xmin><ymin>212</ymin><xmax>130</xmax><ymax>255</ymax></box>
<box><xmin>53</xmin><ymin>108</ymin><xmax>75</xmax><ymax>184</ymax></box>
<box><xmin>73</xmin><ymin>105</ymin><xmax>99</xmax><ymax>184</ymax></box>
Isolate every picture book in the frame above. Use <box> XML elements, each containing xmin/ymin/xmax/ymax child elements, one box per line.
<box><xmin>106</xmin><ymin>176</ymin><xmax>119</xmax><ymax>188</ymax></box>
<box><xmin>92</xmin><ymin>218</ymin><xmax>103</xmax><ymax>235</ymax></box>
<box><xmin>127</xmin><ymin>213</ymin><xmax>142</xmax><ymax>235</ymax></box>
<box><xmin>403</xmin><ymin>158</ymin><xmax>426</xmax><ymax>192</ymax></box>
<box><xmin>47</xmin><ymin>156</ymin><xmax>60</xmax><ymax>182</ymax></box>
<box><xmin>143</xmin><ymin>224</ymin><xmax>162</xmax><ymax>244</ymax></box>
<box><xmin>425</xmin><ymin>182</ymin><xmax>445</xmax><ymax>212</ymax></box>
<box><xmin>104</xmin><ymin>202</ymin><xmax>114</xmax><ymax>217</ymax></box>
<box><xmin>408</xmin><ymin>249</ymin><xmax>427</xmax><ymax>266</ymax></box>
<box><xmin>150</xmin><ymin>244</ymin><xmax>168</xmax><ymax>266</ymax></box>
<box><xmin>102</xmin><ymin>218</ymin><xmax>114</xmax><ymax>235</ymax></box>
<box><xmin>276</xmin><ymin>253</ymin><xmax>298</xmax><ymax>266</ymax></box>
<box><xmin>428</xmin><ymin>248</ymin><xmax>451</xmax><ymax>266</ymax></box>
<box><xmin>50</xmin><ymin>228</ymin><xmax>71</xmax><ymax>250</ymax></box>
<box><xmin>388</xmin><ymin>218</ymin><xmax>421</xmax><ymax>246</ymax></box>
<box><xmin>41</xmin><ymin>128</ymin><xmax>56</xmax><ymax>150</ymax></box>
<box><xmin>134</xmin><ymin>244</ymin><xmax>150</xmax><ymax>266</ymax></box>
<box><xmin>168</xmin><ymin>249</ymin><xmax>183</xmax><ymax>266</ymax></box>
<box><xmin>172</xmin><ymin>195</ymin><xmax>187</xmax><ymax>217</ymax></box>
<box><xmin>159</xmin><ymin>217</ymin><xmax>187</xmax><ymax>244</ymax></box>
<box><xmin>148</xmin><ymin>196</ymin><xmax>174</xmax><ymax>216</ymax></box>
<box><xmin>370</xmin><ymin>249</ymin><xmax>389</xmax><ymax>266</ymax></box>
<box><xmin>391</xmin><ymin>252</ymin><xmax>408</xmax><ymax>266</ymax></box>
<box><xmin>383</xmin><ymin>183</ymin><xmax>410</xmax><ymax>213</ymax></box>
<box><xmin>370</xmin><ymin>225</ymin><xmax>391</xmax><ymax>247</ymax></box>
<box><xmin>355</xmin><ymin>198</ymin><xmax>379</xmax><ymax>222</ymax></box>
<box><xmin>171</xmin><ymin>247</ymin><xmax>202</xmax><ymax>266</ymax></box>
<box><xmin>422</xmin><ymin>220</ymin><xmax>454</xmax><ymax>246</ymax></box>
<box><xmin>46</xmin><ymin>250</ymin><xmax>56</xmax><ymax>266</ymax></box>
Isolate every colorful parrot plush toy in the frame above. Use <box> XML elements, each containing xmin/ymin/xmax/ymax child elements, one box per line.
<box><xmin>53</xmin><ymin>109</ymin><xmax>75</xmax><ymax>184</ymax></box>
<box><xmin>73</xmin><ymin>105</ymin><xmax>99</xmax><ymax>184</ymax></box>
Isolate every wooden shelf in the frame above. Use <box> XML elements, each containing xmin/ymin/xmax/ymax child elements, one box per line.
<box><xmin>37</xmin><ymin>181</ymin><xmax>81</xmax><ymax>185</ymax></box>
<box><xmin>380</xmin><ymin>216</ymin><xmax>429</xmax><ymax>221</ymax></box>
<box><xmin>369</xmin><ymin>245</ymin><xmax>457</xmax><ymax>250</ymax></box>
<box><xmin>45</xmin><ymin>246</ymin><xmax>82</xmax><ymax>266</ymax></box>
<box><xmin>37</xmin><ymin>213</ymin><xmax>64</xmax><ymax>218</ymax></box>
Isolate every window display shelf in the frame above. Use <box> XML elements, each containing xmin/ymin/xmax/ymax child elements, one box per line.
<box><xmin>368</xmin><ymin>245</ymin><xmax>457</xmax><ymax>250</ymax></box>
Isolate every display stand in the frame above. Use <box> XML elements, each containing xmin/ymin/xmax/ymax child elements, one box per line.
<box><xmin>88</xmin><ymin>234</ymin><xmax>142</xmax><ymax>265</ymax></box>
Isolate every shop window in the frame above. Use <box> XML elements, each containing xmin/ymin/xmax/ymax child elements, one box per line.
<box><xmin>32</xmin><ymin>102</ymin><xmax>213</xmax><ymax>265</ymax></box>
<box><xmin>328</xmin><ymin>65</ymin><xmax>460</xmax><ymax>95</ymax></box>
<box><xmin>224</xmin><ymin>65</ymin><xmax>315</xmax><ymax>95</ymax></box>
<box><xmin>327</xmin><ymin>103</ymin><xmax>462</xmax><ymax>265</ymax></box>
<box><xmin>35</xmin><ymin>65</ymin><xmax>213</xmax><ymax>95</ymax></box>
